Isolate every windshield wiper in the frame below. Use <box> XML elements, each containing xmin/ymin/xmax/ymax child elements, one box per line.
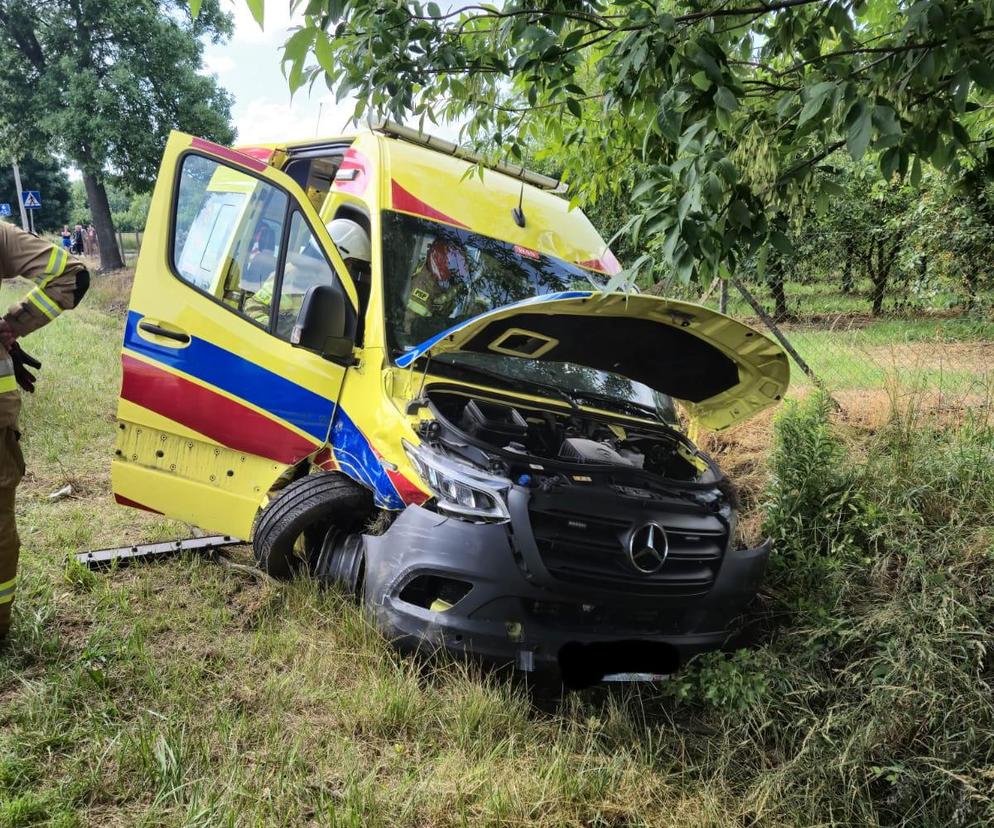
<box><xmin>568</xmin><ymin>391</ymin><xmax>663</xmax><ymax>422</ymax></box>
<box><xmin>430</xmin><ymin>356</ymin><xmax>580</xmax><ymax>413</ymax></box>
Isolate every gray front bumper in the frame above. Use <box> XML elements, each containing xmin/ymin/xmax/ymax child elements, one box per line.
<box><xmin>363</xmin><ymin>501</ymin><xmax>770</xmax><ymax>682</ymax></box>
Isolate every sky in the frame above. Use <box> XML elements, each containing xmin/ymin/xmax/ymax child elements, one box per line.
<box><xmin>202</xmin><ymin>1</ymin><xmax>461</xmax><ymax>145</ymax></box>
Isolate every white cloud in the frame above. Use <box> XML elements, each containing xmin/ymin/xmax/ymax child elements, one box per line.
<box><xmin>224</xmin><ymin>0</ymin><xmax>299</xmax><ymax>45</ymax></box>
<box><xmin>234</xmin><ymin>93</ymin><xmax>359</xmax><ymax>145</ymax></box>
<box><xmin>211</xmin><ymin>0</ymin><xmax>469</xmax><ymax>147</ymax></box>
<box><xmin>201</xmin><ymin>53</ymin><xmax>235</xmax><ymax>75</ymax></box>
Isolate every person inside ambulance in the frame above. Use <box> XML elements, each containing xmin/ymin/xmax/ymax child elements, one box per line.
<box><xmin>323</xmin><ymin>217</ymin><xmax>371</xmax><ymax>285</ymax></box>
<box><xmin>241</xmin><ymin>223</ymin><xmax>277</xmax><ymax>294</ymax></box>
<box><xmin>245</xmin><ymin>218</ymin><xmax>370</xmax><ymax>338</ymax></box>
<box><xmin>402</xmin><ymin>236</ymin><xmax>476</xmax><ymax>340</ymax></box>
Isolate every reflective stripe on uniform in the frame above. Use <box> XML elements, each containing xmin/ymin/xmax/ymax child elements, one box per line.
<box><xmin>0</xmin><ymin>356</ymin><xmax>14</xmax><ymax>394</ymax></box>
<box><xmin>42</xmin><ymin>245</ymin><xmax>68</xmax><ymax>284</ymax></box>
<box><xmin>0</xmin><ymin>577</ymin><xmax>14</xmax><ymax>605</ymax></box>
<box><xmin>27</xmin><ymin>286</ymin><xmax>61</xmax><ymax>320</ymax></box>
<box><xmin>406</xmin><ymin>298</ymin><xmax>430</xmax><ymax>317</ymax></box>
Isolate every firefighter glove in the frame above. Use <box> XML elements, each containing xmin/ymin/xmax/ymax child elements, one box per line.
<box><xmin>10</xmin><ymin>342</ymin><xmax>41</xmax><ymax>393</ymax></box>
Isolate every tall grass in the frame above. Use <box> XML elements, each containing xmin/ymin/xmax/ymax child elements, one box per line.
<box><xmin>1</xmin><ymin>286</ymin><xmax>992</xmax><ymax>825</ymax></box>
<box><xmin>660</xmin><ymin>393</ymin><xmax>994</xmax><ymax>825</ymax></box>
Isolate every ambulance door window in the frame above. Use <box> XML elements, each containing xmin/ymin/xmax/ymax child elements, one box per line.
<box><xmin>172</xmin><ymin>153</ymin><xmax>288</xmax><ymax>327</ymax></box>
<box><xmin>269</xmin><ymin>210</ymin><xmax>355</xmax><ymax>340</ymax></box>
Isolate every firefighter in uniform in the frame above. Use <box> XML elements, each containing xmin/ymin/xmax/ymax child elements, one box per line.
<box><xmin>0</xmin><ymin>222</ymin><xmax>89</xmax><ymax>642</ymax></box>
<box><xmin>245</xmin><ymin>218</ymin><xmax>371</xmax><ymax>334</ymax></box>
<box><xmin>402</xmin><ymin>237</ymin><xmax>472</xmax><ymax>340</ymax></box>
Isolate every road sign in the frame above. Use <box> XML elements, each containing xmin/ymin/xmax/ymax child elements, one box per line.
<box><xmin>0</xmin><ymin>204</ymin><xmax>10</xmax><ymax>217</ymax></box>
<box><xmin>21</xmin><ymin>191</ymin><xmax>41</xmax><ymax>209</ymax></box>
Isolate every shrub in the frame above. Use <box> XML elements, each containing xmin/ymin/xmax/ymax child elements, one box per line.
<box><xmin>661</xmin><ymin>393</ymin><xmax>994</xmax><ymax>825</ymax></box>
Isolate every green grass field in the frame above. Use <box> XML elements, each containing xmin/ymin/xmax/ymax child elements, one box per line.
<box><xmin>654</xmin><ymin>274</ymin><xmax>994</xmax><ymax>394</ymax></box>
<box><xmin>2</xmin><ymin>279</ymin><xmax>993</xmax><ymax>826</ymax></box>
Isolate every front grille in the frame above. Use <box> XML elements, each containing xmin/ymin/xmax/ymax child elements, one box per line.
<box><xmin>527</xmin><ymin>498</ymin><xmax>727</xmax><ymax>597</ymax></box>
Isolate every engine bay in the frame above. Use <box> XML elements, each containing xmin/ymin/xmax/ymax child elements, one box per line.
<box><xmin>424</xmin><ymin>388</ymin><xmax>714</xmax><ymax>484</ymax></box>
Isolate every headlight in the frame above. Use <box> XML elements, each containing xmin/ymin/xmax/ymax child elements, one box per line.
<box><xmin>403</xmin><ymin>440</ymin><xmax>510</xmax><ymax>522</ymax></box>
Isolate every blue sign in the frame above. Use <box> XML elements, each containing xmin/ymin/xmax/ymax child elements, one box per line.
<box><xmin>21</xmin><ymin>191</ymin><xmax>41</xmax><ymax>209</ymax></box>
<box><xmin>0</xmin><ymin>204</ymin><xmax>10</xmax><ymax>217</ymax></box>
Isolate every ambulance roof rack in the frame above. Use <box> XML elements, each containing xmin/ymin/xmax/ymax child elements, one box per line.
<box><xmin>371</xmin><ymin>119</ymin><xmax>568</xmax><ymax>195</ymax></box>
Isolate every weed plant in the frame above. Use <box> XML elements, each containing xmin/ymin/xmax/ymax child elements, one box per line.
<box><xmin>662</xmin><ymin>393</ymin><xmax>994</xmax><ymax>825</ymax></box>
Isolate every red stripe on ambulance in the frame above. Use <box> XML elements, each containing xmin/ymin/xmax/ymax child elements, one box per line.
<box><xmin>333</xmin><ymin>148</ymin><xmax>370</xmax><ymax>195</ymax></box>
<box><xmin>385</xmin><ymin>467</ymin><xmax>430</xmax><ymax>506</ymax></box>
<box><xmin>190</xmin><ymin>137</ymin><xmax>268</xmax><ymax>172</ymax></box>
<box><xmin>391</xmin><ymin>180</ymin><xmax>469</xmax><ymax>229</ymax></box>
<box><xmin>121</xmin><ymin>355</ymin><xmax>317</xmax><ymax>465</ymax></box>
<box><xmin>114</xmin><ymin>493</ymin><xmax>163</xmax><ymax>514</ymax></box>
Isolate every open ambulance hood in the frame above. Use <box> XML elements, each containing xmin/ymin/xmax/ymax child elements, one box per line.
<box><xmin>396</xmin><ymin>292</ymin><xmax>790</xmax><ymax>431</ymax></box>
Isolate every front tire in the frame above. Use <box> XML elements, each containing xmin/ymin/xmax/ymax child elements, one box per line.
<box><xmin>253</xmin><ymin>472</ymin><xmax>371</xmax><ymax>578</ymax></box>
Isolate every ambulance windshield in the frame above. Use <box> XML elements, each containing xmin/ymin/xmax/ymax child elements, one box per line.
<box><xmin>382</xmin><ymin>211</ymin><xmax>601</xmax><ymax>351</ymax></box>
<box><xmin>381</xmin><ymin>211</ymin><xmax>676</xmax><ymax>422</ymax></box>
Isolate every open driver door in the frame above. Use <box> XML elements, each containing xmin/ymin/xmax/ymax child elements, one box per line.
<box><xmin>112</xmin><ymin>131</ymin><xmax>360</xmax><ymax>540</ymax></box>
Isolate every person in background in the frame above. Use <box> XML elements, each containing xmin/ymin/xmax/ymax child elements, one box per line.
<box><xmin>84</xmin><ymin>225</ymin><xmax>97</xmax><ymax>258</ymax></box>
<box><xmin>60</xmin><ymin>226</ymin><xmax>71</xmax><ymax>250</ymax></box>
<box><xmin>70</xmin><ymin>225</ymin><xmax>84</xmax><ymax>255</ymax></box>
<box><xmin>0</xmin><ymin>221</ymin><xmax>89</xmax><ymax>643</ymax></box>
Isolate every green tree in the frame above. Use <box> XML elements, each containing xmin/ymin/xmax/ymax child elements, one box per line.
<box><xmin>904</xmin><ymin>169</ymin><xmax>994</xmax><ymax>309</ymax></box>
<box><xmin>0</xmin><ymin>0</ymin><xmax>234</xmax><ymax>270</ymax></box>
<box><xmin>262</xmin><ymin>0</ymin><xmax>994</xmax><ymax>289</ymax></box>
<box><xmin>0</xmin><ymin>153</ymin><xmax>71</xmax><ymax>232</ymax></box>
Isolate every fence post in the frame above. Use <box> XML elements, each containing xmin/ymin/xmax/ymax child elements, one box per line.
<box><xmin>719</xmin><ymin>278</ymin><xmax>728</xmax><ymax>313</ymax></box>
<box><xmin>134</xmin><ymin>231</ymin><xmax>141</xmax><ymax>254</ymax></box>
<box><xmin>117</xmin><ymin>231</ymin><xmax>125</xmax><ymax>264</ymax></box>
<box><xmin>731</xmin><ymin>277</ymin><xmax>840</xmax><ymax>408</ymax></box>
<box><xmin>698</xmin><ymin>275</ymin><xmax>721</xmax><ymax>305</ymax></box>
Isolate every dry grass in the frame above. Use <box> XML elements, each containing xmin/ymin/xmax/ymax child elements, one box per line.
<box><xmin>87</xmin><ymin>269</ymin><xmax>135</xmax><ymax>316</ymax></box>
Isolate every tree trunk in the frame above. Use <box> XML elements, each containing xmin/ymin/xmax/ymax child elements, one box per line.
<box><xmin>82</xmin><ymin>171</ymin><xmax>125</xmax><ymax>271</ymax></box>
<box><xmin>869</xmin><ymin>238</ymin><xmax>891</xmax><ymax>316</ymax></box>
<box><xmin>767</xmin><ymin>259</ymin><xmax>789</xmax><ymax>321</ymax></box>
<box><xmin>841</xmin><ymin>243</ymin><xmax>854</xmax><ymax>294</ymax></box>
<box><xmin>960</xmin><ymin>260</ymin><xmax>978</xmax><ymax>311</ymax></box>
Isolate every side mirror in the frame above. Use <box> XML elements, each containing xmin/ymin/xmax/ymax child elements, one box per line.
<box><xmin>291</xmin><ymin>284</ymin><xmax>353</xmax><ymax>361</ymax></box>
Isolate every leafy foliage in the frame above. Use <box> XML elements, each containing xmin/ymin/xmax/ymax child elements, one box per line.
<box><xmin>0</xmin><ymin>153</ymin><xmax>71</xmax><ymax>232</ymax></box>
<box><xmin>0</xmin><ymin>0</ymin><xmax>235</xmax><ymax>191</ymax></box>
<box><xmin>69</xmin><ymin>180</ymin><xmax>151</xmax><ymax>233</ymax></box>
<box><xmin>268</xmin><ymin>0</ymin><xmax>994</xmax><ymax>287</ymax></box>
<box><xmin>665</xmin><ymin>393</ymin><xmax>994</xmax><ymax>823</ymax></box>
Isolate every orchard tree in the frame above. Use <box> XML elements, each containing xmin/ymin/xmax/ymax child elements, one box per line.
<box><xmin>905</xmin><ymin>169</ymin><xmax>994</xmax><ymax>308</ymax></box>
<box><xmin>257</xmin><ymin>0</ymin><xmax>994</xmax><ymax>288</ymax></box>
<box><xmin>0</xmin><ymin>0</ymin><xmax>235</xmax><ymax>270</ymax></box>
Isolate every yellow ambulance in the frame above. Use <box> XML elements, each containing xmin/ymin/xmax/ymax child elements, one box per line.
<box><xmin>113</xmin><ymin>122</ymin><xmax>788</xmax><ymax>685</ymax></box>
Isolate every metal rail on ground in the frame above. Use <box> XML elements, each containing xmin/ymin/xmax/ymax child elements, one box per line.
<box><xmin>74</xmin><ymin>535</ymin><xmax>241</xmax><ymax>568</ymax></box>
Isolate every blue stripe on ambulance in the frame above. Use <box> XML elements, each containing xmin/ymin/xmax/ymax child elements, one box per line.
<box><xmin>329</xmin><ymin>408</ymin><xmax>405</xmax><ymax>509</ymax></box>
<box><xmin>124</xmin><ymin>311</ymin><xmax>334</xmax><ymax>441</ymax></box>
<box><xmin>123</xmin><ymin>311</ymin><xmax>404</xmax><ymax>508</ymax></box>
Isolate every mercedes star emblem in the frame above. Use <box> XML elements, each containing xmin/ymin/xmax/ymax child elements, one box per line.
<box><xmin>628</xmin><ymin>522</ymin><xmax>669</xmax><ymax>574</ymax></box>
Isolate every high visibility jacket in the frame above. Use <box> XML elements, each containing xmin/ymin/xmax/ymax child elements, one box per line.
<box><xmin>243</xmin><ymin>273</ymin><xmax>306</xmax><ymax>337</ymax></box>
<box><xmin>0</xmin><ymin>223</ymin><xmax>89</xmax><ymax>428</ymax></box>
<box><xmin>403</xmin><ymin>265</ymin><xmax>462</xmax><ymax>334</ymax></box>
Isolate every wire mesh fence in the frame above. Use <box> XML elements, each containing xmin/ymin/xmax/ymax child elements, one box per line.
<box><xmin>660</xmin><ymin>232</ymin><xmax>994</xmax><ymax>409</ymax></box>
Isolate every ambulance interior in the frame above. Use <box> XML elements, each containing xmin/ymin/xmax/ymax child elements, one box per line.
<box><xmin>173</xmin><ymin>147</ymin><xmax>372</xmax><ymax>340</ymax></box>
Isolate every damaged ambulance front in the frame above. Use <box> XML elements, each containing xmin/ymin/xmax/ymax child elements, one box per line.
<box><xmin>363</xmin><ymin>263</ymin><xmax>789</xmax><ymax>684</ymax></box>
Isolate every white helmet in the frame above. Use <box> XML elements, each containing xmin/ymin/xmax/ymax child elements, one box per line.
<box><xmin>327</xmin><ymin>218</ymin><xmax>370</xmax><ymax>264</ymax></box>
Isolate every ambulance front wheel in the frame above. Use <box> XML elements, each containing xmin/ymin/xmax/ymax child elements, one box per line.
<box><xmin>253</xmin><ymin>472</ymin><xmax>372</xmax><ymax>578</ymax></box>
